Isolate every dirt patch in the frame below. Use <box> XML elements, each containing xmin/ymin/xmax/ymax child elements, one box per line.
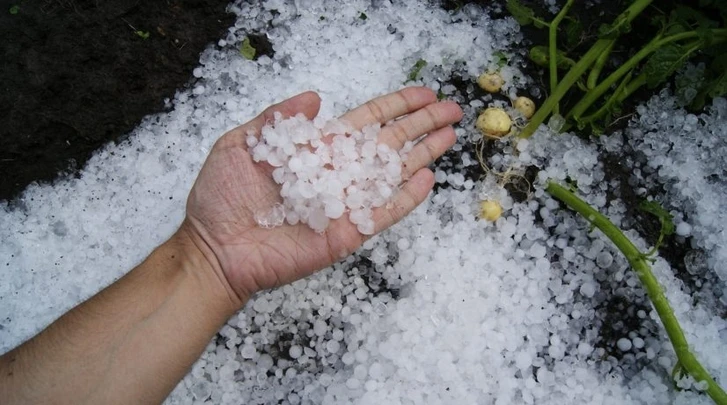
<box><xmin>0</xmin><ymin>0</ymin><xmax>234</xmax><ymax>201</ymax></box>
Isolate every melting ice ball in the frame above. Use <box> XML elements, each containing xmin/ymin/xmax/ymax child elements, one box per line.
<box><xmin>250</xmin><ymin>112</ymin><xmax>406</xmax><ymax>235</ymax></box>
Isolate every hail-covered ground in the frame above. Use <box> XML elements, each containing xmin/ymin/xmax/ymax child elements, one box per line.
<box><xmin>1</xmin><ymin>1</ymin><xmax>726</xmax><ymax>404</ymax></box>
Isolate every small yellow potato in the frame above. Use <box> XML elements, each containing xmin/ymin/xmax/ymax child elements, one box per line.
<box><xmin>513</xmin><ymin>96</ymin><xmax>536</xmax><ymax>119</ymax></box>
<box><xmin>477</xmin><ymin>72</ymin><xmax>504</xmax><ymax>93</ymax></box>
<box><xmin>479</xmin><ymin>200</ymin><xmax>503</xmax><ymax>221</ymax></box>
<box><xmin>476</xmin><ymin>108</ymin><xmax>512</xmax><ymax>138</ymax></box>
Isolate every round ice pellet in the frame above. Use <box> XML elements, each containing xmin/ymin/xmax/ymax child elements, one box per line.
<box><xmin>617</xmin><ymin>337</ymin><xmax>632</xmax><ymax>351</ymax></box>
<box><xmin>289</xmin><ymin>345</ymin><xmax>303</xmax><ymax>359</ymax></box>
<box><xmin>676</xmin><ymin>222</ymin><xmax>692</xmax><ymax>236</ymax></box>
<box><xmin>326</xmin><ymin>340</ymin><xmax>340</xmax><ymax>353</ymax></box>
<box><xmin>596</xmin><ymin>251</ymin><xmax>613</xmax><ymax>268</ymax></box>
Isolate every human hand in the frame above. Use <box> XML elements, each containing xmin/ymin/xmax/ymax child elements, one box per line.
<box><xmin>181</xmin><ymin>88</ymin><xmax>463</xmax><ymax>305</ymax></box>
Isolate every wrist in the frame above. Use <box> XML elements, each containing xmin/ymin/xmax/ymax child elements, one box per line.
<box><xmin>170</xmin><ymin>221</ymin><xmax>248</xmax><ymax>313</ymax></box>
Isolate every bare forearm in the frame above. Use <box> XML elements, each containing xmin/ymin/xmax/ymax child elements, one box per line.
<box><xmin>0</xmin><ymin>225</ymin><xmax>243</xmax><ymax>405</ymax></box>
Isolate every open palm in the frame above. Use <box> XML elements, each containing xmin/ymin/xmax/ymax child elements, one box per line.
<box><xmin>184</xmin><ymin>88</ymin><xmax>462</xmax><ymax>301</ymax></box>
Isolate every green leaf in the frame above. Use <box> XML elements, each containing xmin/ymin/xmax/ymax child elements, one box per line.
<box><xmin>529</xmin><ymin>46</ymin><xmax>548</xmax><ymax>66</ymax></box>
<box><xmin>240</xmin><ymin>37</ymin><xmax>256</xmax><ymax>60</ymax></box>
<box><xmin>642</xmin><ymin>44</ymin><xmax>690</xmax><ymax>89</ymax></box>
<box><xmin>563</xmin><ymin>18</ymin><xmax>584</xmax><ymax>49</ymax></box>
<box><xmin>639</xmin><ymin>200</ymin><xmax>675</xmax><ymax>238</ymax></box>
<box><xmin>9</xmin><ymin>4</ymin><xmax>20</xmax><ymax>14</ymax></box>
<box><xmin>706</xmin><ymin>71</ymin><xmax>727</xmax><ymax>98</ymax></box>
<box><xmin>493</xmin><ymin>51</ymin><xmax>508</xmax><ymax>68</ymax></box>
<box><xmin>529</xmin><ymin>45</ymin><xmax>575</xmax><ymax>69</ymax></box>
<box><xmin>651</xmin><ymin>14</ymin><xmax>667</xmax><ymax>29</ymax></box>
<box><xmin>702</xmin><ymin>41</ymin><xmax>727</xmax><ymax>59</ymax></box>
<box><xmin>506</xmin><ymin>0</ymin><xmax>535</xmax><ymax>26</ymax></box>
<box><xmin>670</xmin><ymin>6</ymin><xmax>719</xmax><ymax>46</ymax></box>
<box><xmin>359</xmin><ymin>12</ymin><xmax>367</xmax><ymax>20</ymax></box>
<box><xmin>664</xmin><ymin>22</ymin><xmax>687</xmax><ymax>37</ymax></box>
<box><xmin>670</xmin><ymin>6</ymin><xmax>717</xmax><ymax>31</ymax></box>
<box><xmin>691</xmin><ymin>51</ymin><xmax>727</xmax><ymax>110</ymax></box>
<box><xmin>406</xmin><ymin>59</ymin><xmax>427</xmax><ymax>82</ymax></box>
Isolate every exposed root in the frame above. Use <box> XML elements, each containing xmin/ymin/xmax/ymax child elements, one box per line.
<box><xmin>475</xmin><ymin>139</ymin><xmax>534</xmax><ymax>200</ymax></box>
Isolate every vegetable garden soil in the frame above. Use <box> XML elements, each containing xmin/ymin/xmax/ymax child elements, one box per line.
<box><xmin>0</xmin><ymin>0</ymin><xmax>234</xmax><ymax>202</ymax></box>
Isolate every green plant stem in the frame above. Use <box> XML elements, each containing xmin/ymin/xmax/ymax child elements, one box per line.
<box><xmin>546</xmin><ymin>182</ymin><xmax>727</xmax><ymax>405</ymax></box>
<box><xmin>519</xmin><ymin>0</ymin><xmax>653</xmax><ymax>138</ymax></box>
<box><xmin>621</xmin><ymin>73</ymin><xmax>647</xmax><ymax>99</ymax></box>
<box><xmin>549</xmin><ymin>0</ymin><xmax>576</xmax><ymax>115</ymax></box>
<box><xmin>519</xmin><ymin>39</ymin><xmax>612</xmax><ymax>137</ymax></box>
<box><xmin>569</xmin><ymin>29</ymin><xmax>727</xmax><ymax>121</ymax></box>
<box><xmin>533</xmin><ymin>17</ymin><xmax>550</xmax><ymax>28</ymax></box>
<box><xmin>587</xmin><ymin>40</ymin><xmax>615</xmax><ymax>89</ymax></box>
<box><xmin>574</xmin><ymin>72</ymin><xmax>646</xmax><ymax>130</ymax></box>
<box><xmin>575</xmin><ymin>71</ymin><xmax>634</xmax><ymax>128</ymax></box>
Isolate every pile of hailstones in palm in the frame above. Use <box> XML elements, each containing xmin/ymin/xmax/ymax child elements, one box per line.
<box><xmin>247</xmin><ymin>113</ymin><xmax>410</xmax><ymax>235</ymax></box>
<box><xmin>170</xmin><ymin>72</ymin><xmax>727</xmax><ymax>403</ymax></box>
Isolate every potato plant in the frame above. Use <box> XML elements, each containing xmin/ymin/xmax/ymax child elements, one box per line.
<box><xmin>511</xmin><ymin>0</ymin><xmax>727</xmax><ymax>137</ymax></box>
<box><xmin>502</xmin><ymin>1</ymin><xmax>727</xmax><ymax>403</ymax></box>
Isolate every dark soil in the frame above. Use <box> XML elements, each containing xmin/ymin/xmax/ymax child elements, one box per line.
<box><xmin>0</xmin><ymin>0</ymin><xmax>234</xmax><ymax>201</ymax></box>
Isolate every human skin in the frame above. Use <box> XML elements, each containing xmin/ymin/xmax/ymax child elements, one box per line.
<box><xmin>0</xmin><ymin>87</ymin><xmax>462</xmax><ymax>405</ymax></box>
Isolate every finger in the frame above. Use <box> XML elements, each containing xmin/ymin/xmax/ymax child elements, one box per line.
<box><xmin>401</xmin><ymin>126</ymin><xmax>457</xmax><ymax>179</ymax></box>
<box><xmin>340</xmin><ymin>87</ymin><xmax>437</xmax><ymax>129</ymax></box>
<box><xmin>228</xmin><ymin>91</ymin><xmax>322</xmax><ymax>140</ymax></box>
<box><xmin>372</xmin><ymin>168</ymin><xmax>435</xmax><ymax>234</ymax></box>
<box><xmin>379</xmin><ymin>101</ymin><xmax>462</xmax><ymax>150</ymax></box>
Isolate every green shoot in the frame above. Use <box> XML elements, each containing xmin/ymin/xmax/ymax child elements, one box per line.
<box><xmin>568</xmin><ymin>29</ymin><xmax>727</xmax><ymax>126</ymax></box>
<box><xmin>549</xmin><ymin>0</ymin><xmax>575</xmax><ymax>114</ymax></box>
<box><xmin>575</xmin><ymin>71</ymin><xmax>633</xmax><ymax>133</ymax></box>
<box><xmin>122</xmin><ymin>19</ymin><xmax>150</xmax><ymax>41</ymax></box>
<box><xmin>518</xmin><ymin>0</ymin><xmax>654</xmax><ymax>138</ymax></box>
<box><xmin>9</xmin><ymin>4</ymin><xmax>20</xmax><ymax>14</ymax></box>
<box><xmin>134</xmin><ymin>30</ymin><xmax>150</xmax><ymax>40</ymax></box>
<box><xmin>520</xmin><ymin>37</ymin><xmax>614</xmax><ymax>137</ymax></box>
<box><xmin>513</xmin><ymin>0</ymin><xmax>727</xmax><ymax>138</ymax></box>
<box><xmin>240</xmin><ymin>37</ymin><xmax>256</xmax><ymax>60</ymax></box>
<box><xmin>587</xmin><ymin>40</ymin><xmax>615</xmax><ymax>90</ymax></box>
<box><xmin>546</xmin><ymin>182</ymin><xmax>727</xmax><ymax>405</ymax></box>
<box><xmin>638</xmin><ymin>200</ymin><xmax>675</xmax><ymax>256</ymax></box>
<box><xmin>406</xmin><ymin>59</ymin><xmax>427</xmax><ymax>82</ymax></box>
